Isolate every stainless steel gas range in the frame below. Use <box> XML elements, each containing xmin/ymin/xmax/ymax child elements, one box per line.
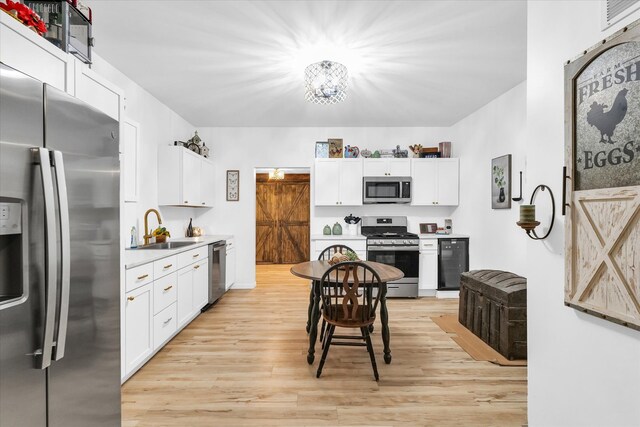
<box><xmin>361</xmin><ymin>216</ymin><xmax>419</xmax><ymax>298</ymax></box>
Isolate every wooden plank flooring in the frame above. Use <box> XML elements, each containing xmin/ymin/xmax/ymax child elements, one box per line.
<box><xmin>122</xmin><ymin>264</ymin><xmax>527</xmax><ymax>426</ymax></box>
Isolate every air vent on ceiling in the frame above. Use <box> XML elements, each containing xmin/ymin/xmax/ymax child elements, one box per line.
<box><xmin>602</xmin><ymin>0</ymin><xmax>640</xmax><ymax>29</ymax></box>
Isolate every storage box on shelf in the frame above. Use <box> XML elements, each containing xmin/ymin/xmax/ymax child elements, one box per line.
<box><xmin>123</xmin><ymin>246</ymin><xmax>209</xmax><ymax>381</ymax></box>
<box><xmin>158</xmin><ymin>146</ymin><xmax>215</xmax><ymax>207</ymax></box>
<box><xmin>314</xmin><ymin>158</ymin><xmax>363</xmax><ymax>206</ymax></box>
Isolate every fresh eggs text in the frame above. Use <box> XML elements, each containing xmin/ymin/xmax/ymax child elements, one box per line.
<box><xmin>583</xmin><ymin>141</ymin><xmax>636</xmax><ymax>169</ymax></box>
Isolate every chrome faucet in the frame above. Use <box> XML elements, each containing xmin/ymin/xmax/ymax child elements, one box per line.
<box><xmin>143</xmin><ymin>208</ymin><xmax>162</xmax><ymax>246</ymax></box>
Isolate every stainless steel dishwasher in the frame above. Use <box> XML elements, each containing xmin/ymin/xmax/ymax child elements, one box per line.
<box><xmin>202</xmin><ymin>240</ymin><xmax>226</xmax><ymax>311</ymax></box>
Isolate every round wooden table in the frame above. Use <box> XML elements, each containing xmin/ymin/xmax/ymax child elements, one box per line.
<box><xmin>290</xmin><ymin>260</ymin><xmax>404</xmax><ymax>365</ymax></box>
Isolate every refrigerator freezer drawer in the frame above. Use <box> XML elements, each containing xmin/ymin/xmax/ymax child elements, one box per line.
<box><xmin>153</xmin><ymin>272</ymin><xmax>177</xmax><ymax>315</ymax></box>
<box><xmin>126</xmin><ymin>263</ymin><xmax>154</xmax><ymax>293</ymax></box>
<box><xmin>153</xmin><ymin>303</ymin><xmax>177</xmax><ymax>350</ymax></box>
<box><xmin>154</xmin><ymin>255</ymin><xmax>177</xmax><ymax>280</ymax></box>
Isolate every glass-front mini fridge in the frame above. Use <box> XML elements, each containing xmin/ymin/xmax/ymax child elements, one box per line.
<box><xmin>438</xmin><ymin>238</ymin><xmax>469</xmax><ymax>290</ymax></box>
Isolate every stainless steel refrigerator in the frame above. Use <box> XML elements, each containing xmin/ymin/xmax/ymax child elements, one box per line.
<box><xmin>0</xmin><ymin>62</ymin><xmax>121</xmax><ymax>426</ymax></box>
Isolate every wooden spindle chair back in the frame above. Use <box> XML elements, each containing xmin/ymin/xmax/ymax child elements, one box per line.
<box><xmin>319</xmin><ymin>262</ymin><xmax>381</xmax><ymax>328</ymax></box>
<box><xmin>317</xmin><ymin>244</ymin><xmax>355</xmax><ymax>261</ymax></box>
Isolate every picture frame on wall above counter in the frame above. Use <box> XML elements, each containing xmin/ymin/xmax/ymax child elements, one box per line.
<box><xmin>491</xmin><ymin>154</ymin><xmax>512</xmax><ymax>209</ymax></box>
<box><xmin>226</xmin><ymin>170</ymin><xmax>239</xmax><ymax>201</ymax></box>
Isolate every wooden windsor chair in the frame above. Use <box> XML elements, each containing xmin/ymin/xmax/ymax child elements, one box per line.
<box><xmin>315</xmin><ymin>245</ymin><xmax>355</xmax><ymax>345</ymax></box>
<box><xmin>316</xmin><ymin>261</ymin><xmax>382</xmax><ymax>381</ymax></box>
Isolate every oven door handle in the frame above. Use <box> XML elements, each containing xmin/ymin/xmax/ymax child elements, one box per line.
<box><xmin>367</xmin><ymin>246</ymin><xmax>419</xmax><ymax>252</ymax></box>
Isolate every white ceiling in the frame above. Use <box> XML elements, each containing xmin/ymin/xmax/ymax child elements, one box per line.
<box><xmin>87</xmin><ymin>0</ymin><xmax>526</xmax><ymax>127</ymax></box>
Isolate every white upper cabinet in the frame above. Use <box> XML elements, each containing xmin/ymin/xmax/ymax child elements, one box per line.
<box><xmin>73</xmin><ymin>59</ymin><xmax>121</xmax><ymax>121</ymax></box>
<box><xmin>122</xmin><ymin>119</ymin><xmax>139</xmax><ymax>202</ymax></box>
<box><xmin>314</xmin><ymin>159</ymin><xmax>363</xmax><ymax>206</ymax></box>
<box><xmin>158</xmin><ymin>146</ymin><xmax>214</xmax><ymax>207</ymax></box>
<box><xmin>200</xmin><ymin>161</ymin><xmax>216</xmax><ymax>207</ymax></box>
<box><xmin>0</xmin><ymin>12</ymin><xmax>71</xmax><ymax>93</ymax></box>
<box><xmin>363</xmin><ymin>158</ymin><xmax>411</xmax><ymax>177</ymax></box>
<box><xmin>411</xmin><ymin>158</ymin><xmax>459</xmax><ymax>206</ymax></box>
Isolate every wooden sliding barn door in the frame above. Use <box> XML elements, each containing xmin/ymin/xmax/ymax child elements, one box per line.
<box><xmin>256</xmin><ymin>174</ymin><xmax>310</xmax><ymax>264</ymax></box>
<box><xmin>564</xmin><ymin>29</ymin><xmax>640</xmax><ymax>330</ymax></box>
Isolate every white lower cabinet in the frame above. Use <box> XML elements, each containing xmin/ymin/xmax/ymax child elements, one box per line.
<box><xmin>124</xmin><ymin>283</ymin><xmax>153</xmax><ymax>376</ymax></box>
<box><xmin>225</xmin><ymin>239</ymin><xmax>236</xmax><ymax>290</ymax></box>
<box><xmin>419</xmin><ymin>239</ymin><xmax>439</xmax><ymax>296</ymax></box>
<box><xmin>177</xmin><ymin>265</ymin><xmax>195</xmax><ymax>328</ymax></box>
<box><xmin>153</xmin><ymin>303</ymin><xmax>177</xmax><ymax>350</ymax></box>
<box><xmin>193</xmin><ymin>259</ymin><xmax>209</xmax><ymax>311</ymax></box>
<box><xmin>124</xmin><ymin>248</ymin><xmax>210</xmax><ymax>381</ymax></box>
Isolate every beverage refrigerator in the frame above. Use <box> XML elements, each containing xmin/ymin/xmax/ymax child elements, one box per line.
<box><xmin>0</xmin><ymin>62</ymin><xmax>121</xmax><ymax>426</ymax></box>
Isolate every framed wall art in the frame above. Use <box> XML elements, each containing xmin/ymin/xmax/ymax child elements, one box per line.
<box><xmin>226</xmin><ymin>170</ymin><xmax>239</xmax><ymax>201</ymax></box>
<box><xmin>328</xmin><ymin>138</ymin><xmax>343</xmax><ymax>158</ymax></box>
<box><xmin>315</xmin><ymin>141</ymin><xmax>329</xmax><ymax>158</ymax></box>
<box><xmin>564</xmin><ymin>23</ymin><xmax>640</xmax><ymax>330</ymax></box>
<box><xmin>491</xmin><ymin>154</ymin><xmax>512</xmax><ymax>209</ymax></box>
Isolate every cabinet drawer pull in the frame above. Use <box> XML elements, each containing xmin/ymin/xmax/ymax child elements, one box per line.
<box><xmin>137</xmin><ymin>274</ymin><xmax>149</xmax><ymax>280</ymax></box>
<box><xmin>184</xmin><ymin>200</ymin><xmax>189</xmax><ymax>204</ymax></box>
<box><xmin>163</xmin><ymin>285</ymin><xmax>173</xmax><ymax>291</ymax></box>
<box><xmin>202</xmin><ymin>202</ymin><xmax>205</xmax><ymax>205</ymax></box>
<box><xmin>193</xmin><ymin>265</ymin><xmax>200</xmax><ymax>269</ymax></box>
<box><xmin>163</xmin><ymin>264</ymin><xmax>173</xmax><ymax>269</ymax></box>
<box><xmin>127</xmin><ymin>296</ymin><xmax>135</xmax><ymax>301</ymax></box>
<box><xmin>192</xmin><ymin>254</ymin><xmax>200</xmax><ymax>258</ymax></box>
<box><xmin>163</xmin><ymin>317</ymin><xmax>173</xmax><ymax>325</ymax></box>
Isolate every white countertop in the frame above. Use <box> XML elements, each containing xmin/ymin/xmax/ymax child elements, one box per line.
<box><xmin>124</xmin><ymin>235</ymin><xmax>233</xmax><ymax>269</ymax></box>
<box><xmin>419</xmin><ymin>233</ymin><xmax>469</xmax><ymax>239</ymax></box>
<box><xmin>311</xmin><ymin>234</ymin><xmax>367</xmax><ymax>240</ymax></box>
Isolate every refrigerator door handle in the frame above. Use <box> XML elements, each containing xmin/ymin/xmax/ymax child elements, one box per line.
<box><xmin>51</xmin><ymin>150</ymin><xmax>70</xmax><ymax>361</ymax></box>
<box><xmin>33</xmin><ymin>147</ymin><xmax>57</xmax><ymax>369</ymax></box>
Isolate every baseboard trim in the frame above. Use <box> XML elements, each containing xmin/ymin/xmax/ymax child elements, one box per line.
<box><xmin>230</xmin><ymin>281</ymin><xmax>256</xmax><ymax>290</ymax></box>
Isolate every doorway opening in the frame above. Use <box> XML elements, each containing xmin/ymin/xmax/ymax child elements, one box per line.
<box><xmin>255</xmin><ymin>168</ymin><xmax>310</xmax><ymax>265</ymax></box>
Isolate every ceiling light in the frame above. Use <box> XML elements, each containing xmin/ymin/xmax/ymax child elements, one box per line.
<box><xmin>304</xmin><ymin>60</ymin><xmax>348</xmax><ymax>105</ymax></box>
<box><xmin>269</xmin><ymin>168</ymin><xmax>285</xmax><ymax>180</ymax></box>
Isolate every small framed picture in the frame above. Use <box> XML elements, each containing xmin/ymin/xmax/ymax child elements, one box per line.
<box><xmin>226</xmin><ymin>170</ymin><xmax>239</xmax><ymax>201</ymax></box>
<box><xmin>419</xmin><ymin>223</ymin><xmax>438</xmax><ymax>234</ymax></box>
<box><xmin>491</xmin><ymin>154</ymin><xmax>512</xmax><ymax>209</ymax></box>
<box><xmin>315</xmin><ymin>141</ymin><xmax>329</xmax><ymax>158</ymax></box>
<box><xmin>328</xmin><ymin>138</ymin><xmax>343</xmax><ymax>158</ymax></box>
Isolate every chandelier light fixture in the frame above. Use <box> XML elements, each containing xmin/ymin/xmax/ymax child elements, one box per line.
<box><xmin>304</xmin><ymin>60</ymin><xmax>348</xmax><ymax>105</ymax></box>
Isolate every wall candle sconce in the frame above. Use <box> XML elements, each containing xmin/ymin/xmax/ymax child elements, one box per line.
<box><xmin>516</xmin><ymin>185</ymin><xmax>555</xmax><ymax>240</ymax></box>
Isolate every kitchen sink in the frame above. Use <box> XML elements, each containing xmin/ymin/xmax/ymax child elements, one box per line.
<box><xmin>135</xmin><ymin>241</ymin><xmax>197</xmax><ymax>250</ymax></box>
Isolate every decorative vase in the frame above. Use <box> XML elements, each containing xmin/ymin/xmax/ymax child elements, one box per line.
<box><xmin>323</xmin><ymin>225</ymin><xmax>331</xmax><ymax>235</ymax></box>
<box><xmin>498</xmin><ymin>187</ymin><xmax>506</xmax><ymax>203</ymax></box>
<box><xmin>332</xmin><ymin>222</ymin><xmax>342</xmax><ymax>235</ymax></box>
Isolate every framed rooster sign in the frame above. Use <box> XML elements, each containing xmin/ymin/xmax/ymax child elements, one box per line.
<box><xmin>564</xmin><ymin>22</ymin><xmax>640</xmax><ymax>330</ymax></box>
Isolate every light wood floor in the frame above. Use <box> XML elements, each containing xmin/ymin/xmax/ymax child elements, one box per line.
<box><xmin>122</xmin><ymin>264</ymin><xmax>527</xmax><ymax>426</ymax></box>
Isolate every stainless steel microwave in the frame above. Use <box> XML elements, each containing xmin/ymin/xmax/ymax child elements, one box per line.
<box><xmin>363</xmin><ymin>177</ymin><xmax>412</xmax><ymax>204</ymax></box>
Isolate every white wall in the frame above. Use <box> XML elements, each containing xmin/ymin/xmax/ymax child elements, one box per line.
<box><xmin>90</xmin><ymin>54</ymin><xmax>200</xmax><ymax>244</ymax></box>
<box><xmin>527</xmin><ymin>2</ymin><xmax>640</xmax><ymax>426</ymax></box>
<box><xmin>196</xmin><ymin>127</ymin><xmax>456</xmax><ymax>287</ymax></box>
<box><xmin>451</xmin><ymin>82</ymin><xmax>527</xmax><ymax>275</ymax></box>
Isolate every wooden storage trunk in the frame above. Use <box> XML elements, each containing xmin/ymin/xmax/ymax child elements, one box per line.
<box><xmin>459</xmin><ymin>270</ymin><xmax>527</xmax><ymax>360</ymax></box>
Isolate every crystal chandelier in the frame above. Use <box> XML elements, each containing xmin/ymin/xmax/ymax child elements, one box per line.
<box><xmin>304</xmin><ymin>60</ymin><xmax>348</xmax><ymax>105</ymax></box>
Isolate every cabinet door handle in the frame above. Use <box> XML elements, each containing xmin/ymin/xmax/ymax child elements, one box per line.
<box><xmin>193</xmin><ymin>254</ymin><xmax>200</xmax><ymax>258</ymax></box>
<box><xmin>163</xmin><ymin>285</ymin><xmax>173</xmax><ymax>291</ymax></box>
<box><xmin>137</xmin><ymin>274</ymin><xmax>149</xmax><ymax>280</ymax></box>
<box><xmin>127</xmin><ymin>296</ymin><xmax>135</xmax><ymax>301</ymax></box>
<box><xmin>163</xmin><ymin>317</ymin><xmax>173</xmax><ymax>325</ymax></box>
<box><xmin>202</xmin><ymin>202</ymin><xmax>205</xmax><ymax>205</ymax></box>
<box><xmin>184</xmin><ymin>200</ymin><xmax>189</xmax><ymax>204</ymax></box>
<box><xmin>194</xmin><ymin>265</ymin><xmax>200</xmax><ymax>269</ymax></box>
<box><xmin>163</xmin><ymin>264</ymin><xmax>173</xmax><ymax>269</ymax></box>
